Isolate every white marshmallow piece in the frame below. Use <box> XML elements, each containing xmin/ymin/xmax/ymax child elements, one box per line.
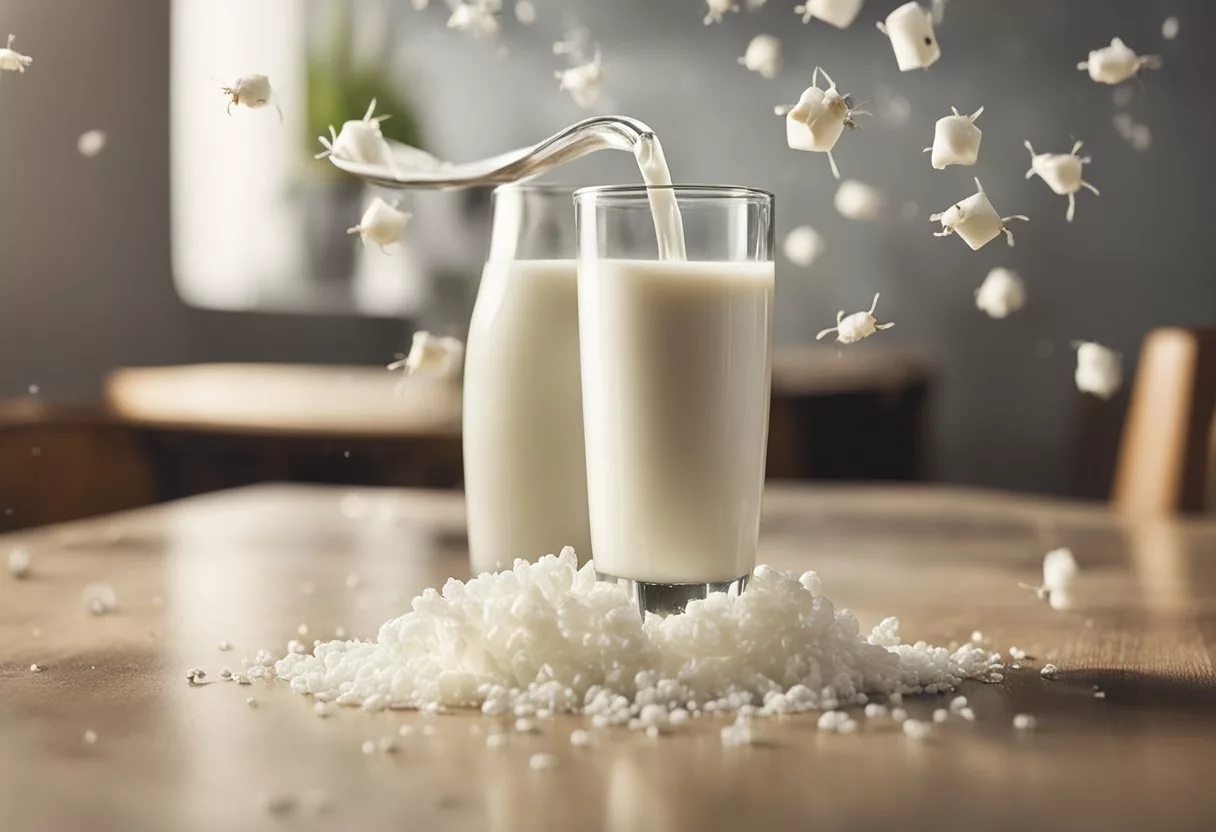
<box><xmin>1042</xmin><ymin>548</ymin><xmax>1079</xmax><ymax>593</ymax></box>
<box><xmin>220</xmin><ymin>75</ymin><xmax>281</xmax><ymax>121</ymax></box>
<box><xmin>1024</xmin><ymin>140</ymin><xmax>1100</xmax><ymax>223</ymax></box>
<box><xmin>783</xmin><ymin>226</ymin><xmax>825</xmax><ymax>268</ymax></box>
<box><xmin>930</xmin><ymin>178</ymin><xmax>1029</xmax><ymax>250</ymax></box>
<box><xmin>390</xmin><ymin>333</ymin><xmax>465</xmax><ymax>380</ymax></box>
<box><xmin>1077</xmin><ymin>38</ymin><xmax>1160</xmax><ymax>85</ymax></box>
<box><xmin>316</xmin><ymin>99</ymin><xmax>395</xmax><ymax>168</ymax></box>
<box><xmin>834</xmin><ymin>179</ymin><xmax>885</xmax><ymax>221</ymax></box>
<box><xmin>816</xmin><ymin>293</ymin><xmax>894</xmax><ymax>345</ymax></box>
<box><xmin>0</xmin><ymin>34</ymin><xmax>32</xmax><ymax>76</ymax></box>
<box><xmin>704</xmin><ymin>0</ymin><xmax>738</xmax><ymax>25</ymax></box>
<box><xmin>975</xmin><ymin>267</ymin><xmax>1026</xmax><ymax>319</ymax></box>
<box><xmin>1074</xmin><ymin>341</ymin><xmax>1122</xmax><ymax>399</ymax></box>
<box><xmin>877</xmin><ymin>3</ymin><xmax>941</xmax><ymax>72</ymax></box>
<box><xmin>794</xmin><ymin>0</ymin><xmax>864</xmax><ymax>28</ymax></box>
<box><xmin>739</xmin><ymin>35</ymin><xmax>782</xmax><ymax>80</ymax></box>
<box><xmin>777</xmin><ymin>67</ymin><xmax>866</xmax><ymax>179</ymax></box>
<box><xmin>924</xmin><ymin>106</ymin><xmax>983</xmax><ymax>169</ymax></box>
<box><xmin>556</xmin><ymin>49</ymin><xmax>603</xmax><ymax>109</ymax></box>
<box><xmin>348</xmin><ymin>198</ymin><xmax>412</xmax><ymax>251</ymax></box>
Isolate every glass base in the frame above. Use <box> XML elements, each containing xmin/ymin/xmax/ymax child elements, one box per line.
<box><xmin>597</xmin><ymin>571</ymin><xmax>751</xmax><ymax>616</ymax></box>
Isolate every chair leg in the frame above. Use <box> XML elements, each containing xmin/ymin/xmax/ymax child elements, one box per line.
<box><xmin>1113</xmin><ymin>328</ymin><xmax>1216</xmax><ymax>514</ymax></box>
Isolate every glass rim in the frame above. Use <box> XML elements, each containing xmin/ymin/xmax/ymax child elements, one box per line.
<box><xmin>493</xmin><ymin>182</ymin><xmax>579</xmax><ymax>195</ymax></box>
<box><xmin>573</xmin><ymin>184</ymin><xmax>773</xmax><ymax>203</ymax></box>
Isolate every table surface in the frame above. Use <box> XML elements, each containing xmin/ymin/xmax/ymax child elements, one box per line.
<box><xmin>2</xmin><ymin>484</ymin><xmax>1216</xmax><ymax>832</ymax></box>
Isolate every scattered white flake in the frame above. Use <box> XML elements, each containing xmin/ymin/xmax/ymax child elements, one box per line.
<box><xmin>246</xmin><ymin>697</ymin><xmax>258</xmax><ymax>707</ymax></box>
<box><xmin>836</xmin><ymin>718</ymin><xmax>858</xmax><ymax>734</ymax></box>
<box><xmin>816</xmin><ymin>293</ymin><xmax>894</xmax><ymax>344</ymax></box>
<box><xmin>514</xmin><ymin>0</ymin><xmax>536</xmax><ymax>24</ymax></box>
<box><xmin>7</xmin><ymin>548</ymin><xmax>31</xmax><ymax>578</ymax></box>
<box><xmin>1162</xmin><ymin>16</ymin><xmax>1179</xmax><ymax>41</ymax></box>
<box><xmin>361</xmin><ymin>740</ymin><xmax>376</xmax><ymax>755</ymax></box>
<box><xmin>1009</xmin><ymin>647</ymin><xmax>1027</xmax><ymax>661</ymax></box>
<box><xmin>890</xmin><ymin>707</ymin><xmax>908</xmax><ymax>722</ymax></box>
<box><xmin>924</xmin><ymin>106</ymin><xmax>984</xmax><ymax>169</ymax></box>
<box><xmin>485</xmin><ymin>732</ymin><xmax>509</xmax><ymax>748</ymax></box>
<box><xmin>930</xmin><ymin>177</ymin><xmax>1029</xmax><ymax>250</ymax></box>
<box><xmin>529</xmin><ymin>752</ymin><xmax>560</xmax><ymax>770</ymax></box>
<box><xmin>1093</xmin><ymin>690</ymin><xmax>1106</xmax><ymax>699</ymax></box>
<box><xmin>83</xmin><ymin>730</ymin><xmax>98</xmax><ymax>745</ymax></box>
<box><xmin>949</xmin><ymin>695</ymin><xmax>968</xmax><ymax>713</ymax></box>
<box><xmin>81</xmin><ymin>584</ymin><xmax>118</xmax><ymax>616</ymax></box>
<box><xmin>1074</xmin><ymin>342</ymin><xmax>1122</xmax><ymax>400</ymax></box>
<box><xmin>218</xmin><ymin>641</ymin><xmax>233</xmax><ymax>652</ymax></box>
<box><xmin>932</xmin><ymin>708</ymin><xmax>948</xmax><ymax>723</ymax></box>
<box><xmin>275</xmin><ymin>550</ymin><xmax>1002</xmax><ymax>725</ymax></box>
<box><xmin>864</xmin><ymin>703</ymin><xmax>888</xmax><ymax>719</ymax></box>
<box><xmin>1041</xmin><ymin>664</ymin><xmax>1059</xmax><ymax>678</ymax></box>
<box><xmin>514</xmin><ymin>717</ymin><xmax>537</xmax><ymax>733</ymax></box>
<box><xmin>721</xmin><ymin>713</ymin><xmax>755</xmax><ymax>746</ymax></box>
<box><xmin>448</xmin><ymin>1</ymin><xmax>502</xmax><ymax>38</ymax></box>
<box><xmin>975</xmin><ymin>267</ymin><xmax>1026</xmax><ymax>319</ymax></box>
<box><xmin>877</xmin><ymin>3</ymin><xmax>941</xmax><ymax>72</ymax></box>
<box><xmin>555</xmin><ymin>48</ymin><xmax>603</xmax><ymax>109</ymax></box>
<box><xmin>957</xmin><ymin>707</ymin><xmax>976</xmax><ymax>721</ymax></box>
<box><xmin>77</xmin><ymin>130</ymin><xmax>106</xmax><ymax>158</ymax></box>
<box><xmin>218</xmin><ymin>75</ymin><xmax>281</xmax><ymax>119</ymax></box>
<box><xmin>0</xmin><ymin>34</ymin><xmax>33</xmax><ymax>76</ymax></box>
<box><xmin>186</xmin><ymin>667</ymin><xmax>206</xmax><ymax>684</ymax></box>
<box><xmin>834</xmin><ymin>179</ymin><xmax>885</xmax><ymax>221</ymax></box>
<box><xmin>316</xmin><ymin>99</ymin><xmax>395</xmax><ymax>168</ymax></box>
<box><xmin>570</xmin><ymin>729</ymin><xmax>591</xmax><ymax>747</ymax></box>
<box><xmin>775</xmin><ymin>67</ymin><xmax>868</xmax><ymax>179</ymax></box>
<box><xmin>1078</xmin><ymin>38</ymin><xmax>1160</xmax><ymax>85</ymax></box>
<box><xmin>1112</xmin><ymin>113</ymin><xmax>1153</xmax><ymax>152</ymax></box>
<box><xmin>902</xmin><ymin>719</ymin><xmax>931</xmax><ymax>739</ymax></box>
<box><xmin>818</xmin><ymin>710</ymin><xmax>846</xmax><ymax>730</ymax></box>
<box><xmin>287</xmin><ymin>640</ymin><xmax>307</xmax><ymax>655</ymax></box>
<box><xmin>1012</xmin><ymin>713</ymin><xmax>1037</xmax><ymax>731</ymax></box>
<box><xmin>30</xmin><ymin>663</ymin><xmax>44</xmax><ymax>672</ymax></box>
<box><xmin>387</xmin><ymin>332</ymin><xmax>465</xmax><ymax>380</ymax></box>
<box><xmin>795</xmin><ymin>0</ymin><xmax>864</xmax><ymax>28</ymax></box>
<box><xmin>703</xmin><ymin>0</ymin><xmax>739</xmax><ymax>25</ymax></box>
<box><xmin>739</xmin><ymin>35</ymin><xmax>782</xmax><ymax>80</ymax></box>
<box><xmin>783</xmin><ymin>226</ymin><xmax>824</xmax><ymax>268</ymax></box>
<box><xmin>1024</xmin><ymin>140</ymin><xmax>1100</xmax><ymax>223</ymax></box>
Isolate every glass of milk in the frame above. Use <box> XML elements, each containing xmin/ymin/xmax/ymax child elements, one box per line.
<box><xmin>574</xmin><ymin>185</ymin><xmax>774</xmax><ymax>613</ymax></box>
<box><xmin>463</xmin><ymin>185</ymin><xmax>592</xmax><ymax>575</ymax></box>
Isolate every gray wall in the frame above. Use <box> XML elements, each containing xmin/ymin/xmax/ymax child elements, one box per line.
<box><xmin>1</xmin><ymin>0</ymin><xmax>1213</xmax><ymax>497</ymax></box>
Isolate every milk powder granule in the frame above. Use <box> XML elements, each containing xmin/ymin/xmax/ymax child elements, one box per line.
<box><xmin>277</xmin><ymin>550</ymin><xmax>1001</xmax><ymax>723</ymax></box>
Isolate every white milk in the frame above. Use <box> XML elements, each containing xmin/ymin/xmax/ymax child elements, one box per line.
<box><xmin>634</xmin><ymin>135</ymin><xmax>687</xmax><ymax>261</ymax></box>
<box><xmin>463</xmin><ymin>258</ymin><xmax>592</xmax><ymax>574</ymax></box>
<box><xmin>578</xmin><ymin>258</ymin><xmax>774</xmax><ymax>584</ymax></box>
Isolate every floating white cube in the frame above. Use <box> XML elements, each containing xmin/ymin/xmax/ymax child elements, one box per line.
<box><xmin>877</xmin><ymin>2</ymin><xmax>940</xmax><ymax>72</ymax></box>
<box><xmin>924</xmin><ymin>106</ymin><xmax>983</xmax><ymax>169</ymax></box>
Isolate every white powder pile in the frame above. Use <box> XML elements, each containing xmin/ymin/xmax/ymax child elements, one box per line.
<box><xmin>277</xmin><ymin>550</ymin><xmax>1001</xmax><ymax>722</ymax></box>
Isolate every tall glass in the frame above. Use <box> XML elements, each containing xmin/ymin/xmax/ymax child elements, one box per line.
<box><xmin>463</xmin><ymin>185</ymin><xmax>592</xmax><ymax>574</ymax></box>
<box><xmin>574</xmin><ymin>185</ymin><xmax>774</xmax><ymax>613</ymax></box>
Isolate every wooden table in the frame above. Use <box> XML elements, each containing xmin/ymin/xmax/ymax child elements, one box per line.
<box><xmin>2</xmin><ymin>485</ymin><xmax>1215</xmax><ymax>831</ymax></box>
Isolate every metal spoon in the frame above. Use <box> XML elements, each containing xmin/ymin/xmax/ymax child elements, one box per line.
<box><xmin>327</xmin><ymin>114</ymin><xmax>658</xmax><ymax>190</ymax></box>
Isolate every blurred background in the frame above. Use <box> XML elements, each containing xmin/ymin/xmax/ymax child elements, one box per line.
<box><xmin>1</xmin><ymin>0</ymin><xmax>1213</xmax><ymax>530</ymax></box>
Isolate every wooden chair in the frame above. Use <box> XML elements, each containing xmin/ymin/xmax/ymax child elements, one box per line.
<box><xmin>1113</xmin><ymin>328</ymin><xmax>1216</xmax><ymax>515</ymax></box>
